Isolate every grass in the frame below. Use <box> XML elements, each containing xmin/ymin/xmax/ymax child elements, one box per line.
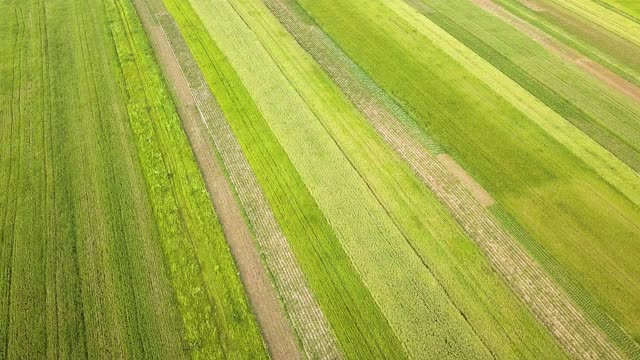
<box><xmin>295</xmin><ymin>0</ymin><xmax>640</xmax><ymax>350</ymax></box>
<box><xmin>0</xmin><ymin>0</ymin><xmax>267</xmax><ymax>357</ymax></box>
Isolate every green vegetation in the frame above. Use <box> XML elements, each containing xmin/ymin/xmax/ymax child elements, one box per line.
<box><xmin>597</xmin><ymin>0</ymin><xmax>640</xmax><ymax>19</ymax></box>
<box><xmin>236</xmin><ymin>0</ymin><xmax>566</xmax><ymax>358</ymax></box>
<box><xmin>190</xmin><ymin>0</ymin><xmax>490</xmax><ymax>356</ymax></box>
<box><xmin>3</xmin><ymin>0</ymin><xmax>640</xmax><ymax>357</ymax></box>
<box><xmin>491</xmin><ymin>204</ymin><xmax>640</xmax><ymax>358</ymax></box>
<box><xmin>493</xmin><ymin>0</ymin><xmax>640</xmax><ymax>86</ymax></box>
<box><xmin>403</xmin><ymin>0</ymin><xmax>640</xmax><ymax>172</ymax></box>
<box><xmin>160</xmin><ymin>0</ymin><xmax>569</xmax><ymax>357</ymax></box>
<box><xmin>295</xmin><ymin>0</ymin><xmax>640</xmax><ymax>350</ymax></box>
<box><xmin>158</xmin><ymin>0</ymin><xmax>407</xmax><ymax>357</ymax></box>
<box><xmin>547</xmin><ymin>0</ymin><xmax>640</xmax><ymax>45</ymax></box>
<box><xmin>0</xmin><ymin>0</ymin><xmax>266</xmax><ymax>357</ymax></box>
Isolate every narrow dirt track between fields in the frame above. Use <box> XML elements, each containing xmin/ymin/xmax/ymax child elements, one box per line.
<box><xmin>265</xmin><ymin>0</ymin><xmax>630</xmax><ymax>358</ymax></box>
<box><xmin>471</xmin><ymin>0</ymin><xmax>640</xmax><ymax>103</ymax></box>
<box><xmin>129</xmin><ymin>0</ymin><xmax>303</xmax><ymax>358</ymax></box>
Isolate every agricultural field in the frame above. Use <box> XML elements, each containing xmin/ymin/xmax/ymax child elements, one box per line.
<box><xmin>1</xmin><ymin>0</ymin><xmax>639</xmax><ymax>358</ymax></box>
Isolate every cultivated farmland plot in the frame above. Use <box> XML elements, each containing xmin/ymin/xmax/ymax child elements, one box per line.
<box><xmin>1</xmin><ymin>0</ymin><xmax>640</xmax><ymax>358</ymax></box>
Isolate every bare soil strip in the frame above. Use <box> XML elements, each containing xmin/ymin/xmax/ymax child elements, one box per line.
<box><xmin>436</xmin><ymin>154</ymin><xmax>495</xmax><ymax>207</ymax></box>
<box><xmin>131</xmin><ymin>0</ymin><xmax>342</xmax><ymax>358</ymax></box>
<box><xmin>471</xmin><ymin>0</ymin><xmax>640</xmax><ymax>103</ymax></box>
<box><xmin>130</xmin><ymin>0</ymin><xmax>303</xmax><ymax>358</ymax></box>
<box><xmin>266</xmin><ymin>0</ymin><xmax>625</xmax><ymax>358</ymax></box>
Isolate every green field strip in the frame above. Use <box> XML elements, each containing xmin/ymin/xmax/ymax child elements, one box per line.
<box><xmin>491</xmin><ymin>204</ymin><xmax>640</xmax><ymax>359</ymax></box>
<box><xmin>376</xmin><ymin>2</ymin><xmax>640</xmax><ymax>350</ymax></box>
<box><xmin>182</xmin><ymin>0</ymin><xmax>511</xmax><ymax>357</ymax></box>
<box><xmin>1</xmin><ymin>0</ymin><xmax>185</xmax><ymax>356</ymax></box>
<box><xmin>404</xmin><ymin>0</ymin><xmax>640</xmax><ymax>173</ymax></box>
<box><xmin>267</xmin><ymin>0</ymin><xmax>444</xmax><ymax>157</ymax></box>
<box><xmin>595</xmin><ymin>0</ymin><xmax>640</xmax><ymax>21</ymax></box>
<box><xmin>376</xmin><ymin>0</ymin><xmax>637</xmax><ymax>350</ymax></box>
<box><xmin>156</xmin><ymin>0</ymin><xmax>410</xmax><ymax>357</ymax></box>
<box><xmin>492</xmin><ymin>0</ymin><xmax>640</xmax><ymax>88</ymax></box>
<box><xmin>0</xmin><ymin>3</ymin><xmax>51</xmax><ymax>356</ymax></box>
<box><xmin>0</xmin><ymin>0</ymin><xmax>267</xmax><ymax>356</ymax></box>
<box><xmin>140</xmin><ymin>0</ymin><xmax>338</xmax><ymax>357</ymax></box>
<box><xmin>295</xmin><ymin>0</ymin><xmax>640</xmax><ymax>352</ymax></box>
<box><xmin>107</xmin><ymin>0</ymin><xmax>268</xmax><ymax>356</ymax></box>
<box><xmin>266</xmin><ymin>0</ymin><xmax>622</xmax><ymax>357</ymax></box>
<box><xmin>377</xmin><ymin>0</ymin><xmax>640</xmax><ymax>210</ymax></box>
<box><xmin>261</xmin><ymin>0</ymin><xmax>572</xmax><ymax>358</ymax></box>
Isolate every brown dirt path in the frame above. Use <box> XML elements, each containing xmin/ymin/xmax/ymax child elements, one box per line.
<box><xmin>129</xmin><ymin>0</ymin><xmax>301</xmax><ymax>358</ymax></box>
<box><xmin>471</xmin><ymin>0</ymin><xmax>640</xmax><ymax>103</ymax></box>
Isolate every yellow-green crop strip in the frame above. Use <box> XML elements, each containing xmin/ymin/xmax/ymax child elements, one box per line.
<box><xmin>493</xmin><ymin>0</ymin><xmax>640</xmax><ymax>88</ymax></box>
<box><xmin>547</xmin><ymin>0</ymin><xmax>640</xmax><ymax>46</ymax></box>
<box><xmin>405</xmin><ymin>0</ymin><xmax>640</xmax><ymax>173</ymax></box>
<box><xmin>596</xmin><ymin>0</ymin><xmax>640</xmax><ymax>20</ymax></box>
